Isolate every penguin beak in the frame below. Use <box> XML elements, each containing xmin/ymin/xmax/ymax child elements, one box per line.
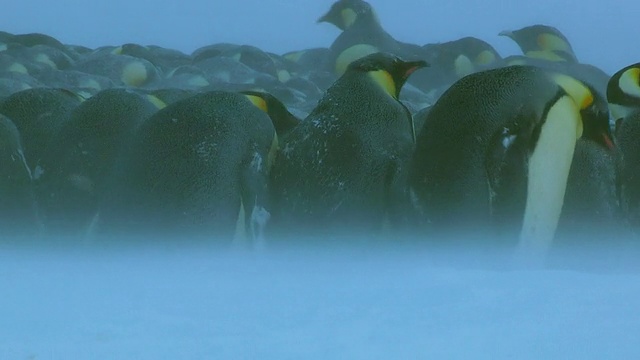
<box><xmin>498</xmin><ymin>30</ymin><xmax>514</xmax><ymax>38</ymax></box>
<box><xmin>399</xmin><ymin>60</ymin><xmax>429</xmax><ymax>79</ymax></box>
<box><xmin>317</xmin><ymin>13</ymin><xmax>330</xmax><ymax>24</ymax></box>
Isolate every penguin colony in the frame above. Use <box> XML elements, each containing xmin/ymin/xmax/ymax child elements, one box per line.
<box><xmin>0</xmin><ymin>0</ymin><xmax>638</xmax><ymax>261</ymax></box>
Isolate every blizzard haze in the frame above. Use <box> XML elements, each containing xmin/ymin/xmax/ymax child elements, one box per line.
<box><xmin>2</xmin><ymin>1</ymin><xmax>640</xmax><ymax>358</ymax></box>
<box><xmin>2</xmin><ymin>0</ymin><xmax>637</xmax><ymax>73</ymax></box>
<box><xmin>2</xmin><ymin>243</ymin><xmax>640</xmax><ymax>359</ymax></box>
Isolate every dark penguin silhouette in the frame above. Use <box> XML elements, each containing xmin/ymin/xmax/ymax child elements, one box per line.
<box><xmin>270</xmin><ymin>52</ymin><xmax>427</xmax><ymax>242</ymax></box>
<box><xmin>35</xmin><ymin>89</ymin><xmax>164</xmax><ymax>237</ymax></box>
<box><xmin>98</xmin><ymin>90</ymin><xmax>295</xmax><ymax>248</ymax></box>
<box><xmin>411</xmin><ymin>65</ymin><xmax>614</xmax><ymax>257</ymax></box>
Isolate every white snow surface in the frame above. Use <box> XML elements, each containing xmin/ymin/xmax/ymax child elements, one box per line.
<box><xmin>1</xmin><ymin>242</ymin><xmax>639</xmax><ymax>359</ymax></box>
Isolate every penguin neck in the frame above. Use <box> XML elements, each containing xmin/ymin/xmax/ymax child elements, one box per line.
<box><xmin>368</xmin><ymin>70</ymin><xmax>398</xmax><ymax>99</ymax></box>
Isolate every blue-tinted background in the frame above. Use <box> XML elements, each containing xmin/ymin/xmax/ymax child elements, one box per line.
<box><xmin>2</xmin><ymin>0</ymin><xmax>636</xmax><ymax>73</ymax></box>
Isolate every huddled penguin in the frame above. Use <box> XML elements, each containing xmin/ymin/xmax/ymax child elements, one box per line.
<box><xmin>608</xmin><ymin>62</ymin><xmax>640</xmax><ymax>229</ymax></box>
<box><xmin>97</xmin><ymin>90</ymin><xmax>294</xmax><ymax>247</ymax></box>
<box><xmin>269</xmin><ymin>52</ymin><xmax>427</xmax><ymax>242</ymax></box>
<box><xmin>112</xmin><ymin>43</ymin><xmax>192</xmax><ymax>74</ymax></box>
<box><xmin>73</xmin><ymin>52</ymin><xmax>160</xmax><ymax>88</ymax></box>
<box><xmin>410</xmin><ymin>65</ymin><xmax>614</xmax><ymax>256</ymax></box>
<box><xmin>0</xmin><ymin>87</ymin><xmax>84</xmax><ymax>171</ymax></box>
<box><xmin>499</xmin><ymin>24</ymin><xmax>578</xmax><ymax>63</ymax></box>
<box><xmin>0</xmin><ymin>114</ymin><xmax>41</xmax><ymax>240</ymax></box>
<box><xmin>318</xmin><ymin>0</ymin><xmax>422</xmax><ymax>75</ymax></box>
<box><xmin>499</xmin><ymin>24</ymin><xmax>610</xmax><ymax>98</ymax></box>
<box><xmin>35</xmin><ymin>89</ymin><xmax>165</xmax><ymax>237</ymax></box>
<box><xmin>414</xmin><ymin>36</ymin><xmax>503</xmax><ymax>99</ymax></box>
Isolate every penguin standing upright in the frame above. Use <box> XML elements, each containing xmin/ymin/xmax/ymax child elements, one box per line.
<box><xmin>98</xmin><ymin>90</ymin><xmax>296</xmax><ymax>247</ymax></box>
<box><xmin>607</xmin><ymin>62</ymin><xmax>640</xmax><ymax>229</ymax></box>
<box><xmin>270</xmin><ymin>52</ymin><xmax>427</xmax><ymax>242</ymax></box>
<box><xmin>318</xmin><ymin>0</ymin><xmax>423</xmax><ymax>75</ymax></box>
<box><xmin>410</xmin><ymin>65</ymin><xmax>613</xmax><ymax>256</ymax></box>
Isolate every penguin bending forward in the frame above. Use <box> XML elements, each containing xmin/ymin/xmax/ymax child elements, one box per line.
<box><xmin>410</xmin><ymin>65</ymin><xmax>613</xmax><ymax>256</ymax></box>
<box><xmin>98</xmin><ymin>90</ymin><xmax>295</xmax><ymax>248</ymax></box>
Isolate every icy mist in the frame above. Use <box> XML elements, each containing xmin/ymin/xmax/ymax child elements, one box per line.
<box><xmin>2</xmin><ymin>0</ymin><xmax>640</xmax><ymax>359</ymax></box>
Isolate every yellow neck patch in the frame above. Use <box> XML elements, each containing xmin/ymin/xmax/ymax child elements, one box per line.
<box><xmin>8</xmin><ymin>62</ymin><xmax>28</xmax><ymax>74</ymax></box>
<box><xmin>453</xmin><ymin>54</ymin><xmax>474</xmax><ymax>78</ymax></box>
<box><xmin>537</xmin><ymin>33</ymin><xmax>572</xmax><ymax>53</ymax></box>
<box><xmin>187</xmin><ymin>75</ymin><xmax>210</xmax><ymax>87</ymax></box>
<box><xmin>341</xmin><ymin>8</ymin><xmax>358</xmax><ymax>29</ymax></box>
<box><xmin>146</xmin><ymin>95</ymin><xmax>167</xmax><ymax>110</ymax></box>
<box><xmin>525</xmin><ymin>50</ymin><xmax>567</xmax><ymax>62</ymax></box>
<box><xmin>368</xmin><ymin>70</ymin><xmax>397</xmax><ymax>99</ymax></box>
<box><xmin>121</xmin><ymin>61</ymin><xmax>148</xmax><ymax>87</ymax></box>
<box><xmin>475</xmin><ymin>50</ymin><xmax>496</xmax><ymax>66</ymax></box>
<box><xmin>245</xmin><ymin>94</ymin><xmax>269</xmax><ymax>112</ymax></box>
<box><xmin>284</xmin><ymin>51</ymin><xmax>303</xmax><ymax>62</ymax></box>
<box><xmin>277</xmin><ymin>70</ymin><xmax>291</xmax><ymax>83</ymax></box>
<box><xmin>35</xmin><ymin>53</ymin><xmax>57</xmax><ymax>69</ymax></box>
<box><xmin>335</xmin><ymin>44</ymin><xmax>379</xmax><ymax>75</ymax></box>
<box><xmin>619</xmin><ymin>67</ymin><xmax>640</xmax><ymax>98</ymax></box>
<box><xmin>551</xmin><ymin>73</ymin><xmax>593</xmax><ymax>112</ymax></box>
<box><xmin>111</xmin><ymin>46</ymin><xmax>123</xmax><ymax>55</ymax></box>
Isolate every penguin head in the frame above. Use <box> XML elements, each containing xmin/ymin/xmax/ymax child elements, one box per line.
<box><xmin>347</xmin><ymin>52</ymin><xmax>429</xmax><ymax>99</ymax></box>
<box><xmin>317</xmin><ymin>0</ymin><xmax>379</xmax><ymax>30</ymax></box>
<box><xmin>552</xmin><ymin>73</ymin><xmax>615</xmax><ymax>150</ymax></box>
<box><xmin>607</xmin><ymin>62</ymin><xmax>640</xmax><ymax>122</ymax></box>
<box><xmin>240</xmin><ymin>90</ymin><xmax>301</xmax><ymax>136</ymax></box>
<box><xmin>500</xmin><ymin>24</ymin><xmax>578</xmax><ymax>63</ymax></box>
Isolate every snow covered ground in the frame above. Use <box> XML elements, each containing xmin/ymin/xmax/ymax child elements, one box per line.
<box><xmin>2</xmin><ymin>242</ymin><xmax>639</xmax><ymax>359</ymax></box>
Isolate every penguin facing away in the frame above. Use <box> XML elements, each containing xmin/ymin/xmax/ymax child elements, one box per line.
<box><xmin>410</xmin><ymin>65</ymin><xmax>613</xmax><ymax>256</ymax></box>
<box><xmin>270</xmin><ymin>52</ymin><xmax>428</xmax><ymax>242</ymax></box>
<box><xmin>35</xmin><ymin>88</ymin><xmax>165</xmax><ymax>237</ymax></box>
<box><xmin>98</xmin><ymin>90</ymin><xmax>287</xmax><ymax>248</ymax></box>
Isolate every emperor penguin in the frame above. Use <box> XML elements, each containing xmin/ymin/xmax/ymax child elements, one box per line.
<box><xmin>414</xmin><ymin>36</ymin><xmax>503</xmax><ymax>98</ymax></box>
<box><xmin>607</xmin><ymin>62</ymin><xmax>640</xmax><ymax>229</ymax></box>
<box><xmin>97</xmin><ymin>90</ymin><xmax>294</xmax><ymax>248</ymax></box>
<box><xmin>0</xmin><ymin>87</ymin><xmax>83</xmax><ymax>171</ymax></box>
<box><xmin>318</xmin><ymin>0</ymin><xmax>423</xmax><ymax>76</ymax></box>
<box><xmin>410</xmin><ymin>65</ymin><xmax>614</xmax><ymax>257</ymax></box>
<box><xmin>499</xmin><ymin>24</ymin><xmax>578</xmax><ymax>63</ymax></box>
<box><xmin>269</xmin><ymin>52</ymin><xmax>427</xmax><ymax>242</ymax></box>
<box><xmin>499</xmin><ymin>24</ymin><xmax>610</xmax><ymax>98</ymax></box>
<box><xmin>35</xmin><ymin>89</ymin><xmax>165</xmax><ymax>237</ymax></box>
